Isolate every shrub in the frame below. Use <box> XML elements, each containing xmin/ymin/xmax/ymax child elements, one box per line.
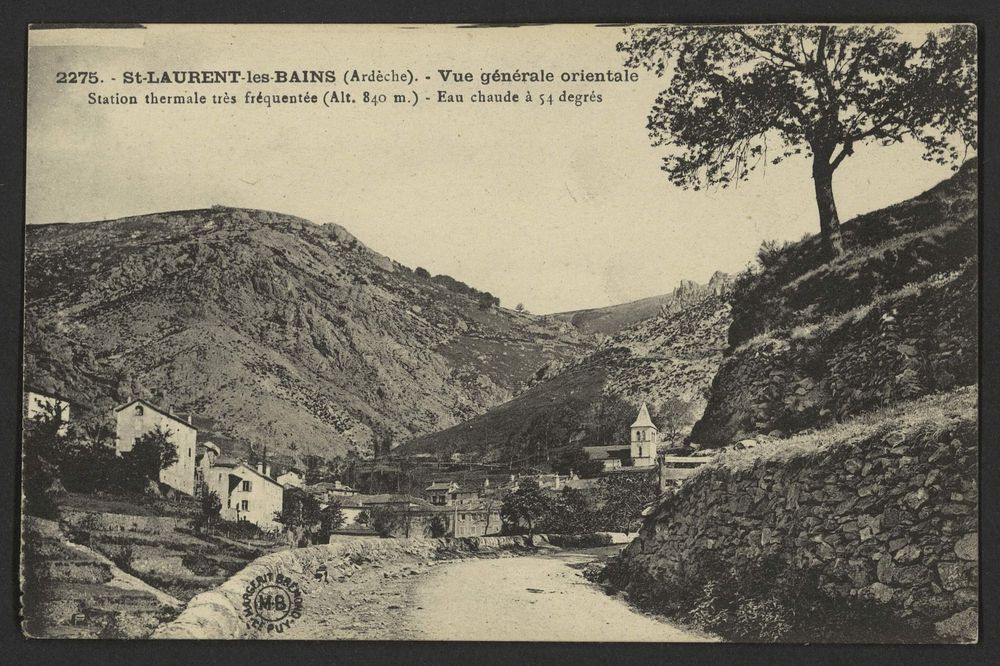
<box><xmin>109</xmin><ymin>544</ymin><xmax>135</xmax><ymax>571</ymax></box>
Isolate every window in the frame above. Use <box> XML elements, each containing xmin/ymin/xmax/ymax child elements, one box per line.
<box><xmin>134</xmin><ymin>405</ymin><xmax>144</xmax><ymax>416</ymax></box>
<box><xmin>188</xmin><ymin>448</ymin><xmax>192</xmax><ymax>457</ymax></box>
<box><xmin>218</xmin><ymin>473</ymin><xmax>222</xmax><ymax>481</ymax></box>
<box><xmin>242</xmin><ymin>480</ymin><xmax>252</xmax><ymax>492</ymax></box>
<box><xmin>241</xmin><ymin>500</ymin><xmax>249</xmax><ymax>511</ymax></box>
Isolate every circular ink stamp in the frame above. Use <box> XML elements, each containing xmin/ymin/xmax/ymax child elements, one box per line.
<box><xmin>242</xmin><ymin>572</ymin><xmax>304</xmax><ymax>634</ymax></box>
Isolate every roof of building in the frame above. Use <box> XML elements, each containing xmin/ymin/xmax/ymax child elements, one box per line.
<box><xmin>114</xmin><ymin>398</ymin><xmax>198</xmax><ymax>430</ymax></box>
<box><xmin>426</xmin><ymin>482</ymin><xmax>453</xmax><ymax>491</ymax></box>
<box><xmin>360</xmin><ymin>493</ymin><xmax>433</xmax><ymax>508</ymax></box>
<box><xmin>631</xmin><ymin>402</ymin><xmax>656</xmax><ymax>429</ymax></box>
<box><xmin>198</xmin><ymin>441</ymin><xmax>221</xmax><ymax>455</ymax></box>
<box><xmin>582</xmin><ymin>446</ymin><xmax>631</xmax><ymax>460</ymax></box>
<box><xmin>24</xmin><ymin>385</ymin><xmax>76</xmax><ymax>406</ymax></box>
<box><xmin>331</xmin><ymin>525</ymin><xmax>380</xmax><ymax>536</ymax></box>
<box><xmin>212</xmin><ymin>460</ymin><xmax>282</xmax><ymax>487</ymax></box>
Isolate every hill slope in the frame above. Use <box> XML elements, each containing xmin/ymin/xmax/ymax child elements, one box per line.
<box><xmin>691</xmin><ymin>160</ymin><xmax>978</xmax><ymax>444</ymax></box>
<box><xmin>551</xmin><ymin>271</ymin><xmax>729</xmax><ymax>335</ymax></box>
<box><xmin>401</xmin><ymin>273</ymin><xmax>731</xmax><ymax>463</ymax></box>
<box><xmin>23</xmin><ymin>207</ymin><xmax>593</xmax><ymax>459</ymax></box>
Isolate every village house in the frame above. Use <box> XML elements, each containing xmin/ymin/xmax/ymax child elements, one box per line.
<box><xmin>276</xmin><ymin>468</ymin><xmax>304</xmax><ymax>489</ymax></box>
<box><xmin>114</xmin><ymin>398</ymin><xmax>197</xmax><ymax>496</ymax></box>
<box><xmin>23</xmin><ymin>387</ymin><xmax>71</xmax><ymax>436</ymax></box>
<box><xmin>205</xmin><ymin>460</ymin><xmax>284</xmax><ymax>531</ymax></box>
<box><xmin>335</xmin><ymin>495</ymin><xmax>367</xmax><ymax>525</ymax></box>
<box><xmin>425</xmin><ymin>480</ymin><xmax>481</xmax><ymax>506</ymax></box>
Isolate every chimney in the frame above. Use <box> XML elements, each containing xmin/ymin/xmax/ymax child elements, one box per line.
<box><xmin>187</xmin><ymin>415</ymin><xmax>192</xmax><ymax>425</ymax></box>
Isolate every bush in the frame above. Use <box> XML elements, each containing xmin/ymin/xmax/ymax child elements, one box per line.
<box><xmin>109</xmin><ymin>544</ymin><xmax>135</xmax><ymax>571</ymax></box>
<box><xmin>756</xmin><ymin>239</ymin><xmax>790</xmax><ymax>270</ymax></box>
<box><xmin>609</xmin><ymin>553</ymin><xmax>931</xmax><ymax>643</ymax></box>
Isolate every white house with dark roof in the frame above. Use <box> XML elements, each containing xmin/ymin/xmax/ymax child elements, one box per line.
<box><xmin>205</xmin><ymin>460</ymin><xmax>284</xmax><ymax>530</ymax></box>
<box><xmin>114</xmin><ymin>398</ymin><xmax>198</xmax><ymax>495</ymax></box>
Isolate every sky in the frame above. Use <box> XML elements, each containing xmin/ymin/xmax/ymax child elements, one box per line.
<box><xmin>26</xmin><ymin>24</ymin><xmax>966</xmax><ymax>314</ymax></box>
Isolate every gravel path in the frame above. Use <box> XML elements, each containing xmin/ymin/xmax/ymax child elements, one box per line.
<box><xmin>408</xmin><ymin>548</ymin><xmax>713</xmax><ymax>642</ymax></box>
<box><xmin>280</xmin><ymin>546</ymin><xmax>712</xmax><ymax>641</ymax></box>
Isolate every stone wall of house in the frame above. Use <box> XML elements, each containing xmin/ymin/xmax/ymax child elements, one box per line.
<box><xmin>606</xmin><ymin>418</ymin><xmax>979</xmax><ymax>642</ymax></box>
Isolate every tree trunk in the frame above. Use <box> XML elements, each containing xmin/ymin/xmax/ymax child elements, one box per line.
<box><xmin>812</xmin><ymin>161</ymin><xmax>845</xmax><ymax>259</ymax></box>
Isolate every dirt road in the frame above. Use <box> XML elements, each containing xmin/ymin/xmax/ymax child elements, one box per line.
<box><xmin>274</xmin><ymin>546</ymin><xmax>711</xmax><ymax>641</ymax></box>
<box><xmin>408</xmin><ymin>547</ymin><xmax>713</xmax><ymax>642</ymax></box>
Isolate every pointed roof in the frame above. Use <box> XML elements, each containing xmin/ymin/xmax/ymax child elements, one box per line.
<box><xmin>631</xmin><ymin>402</ymin><xmax>657</xmax><ymax>429</ymax></box>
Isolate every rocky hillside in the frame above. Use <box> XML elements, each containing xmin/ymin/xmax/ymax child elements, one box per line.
<box><xmin>401</xmin><ymin>273</ymin><xmax>731</xmax><ymax>463</ymax></box>
<box><xmin>23</xmin><ymin>207</ymin><xmax>592</xmax><ymax>459</ymax></box>
<box><xmin>691</xmin><ymin>160</ymin><xmax>978</xmax><ymax>445</ymax></box>
<box><xmin>551</xmin><ymin>271</ymin><xmax>730</xmax><ymax>336</ymax></box>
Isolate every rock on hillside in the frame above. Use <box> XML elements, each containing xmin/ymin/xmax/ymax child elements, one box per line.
<box><xmin>23</xmin><ymin>207</ymin><xmax>592</xmax><ymax>459</ymax></box>
<box><xmin>552</xmin><ymin>270</ymin><xmax>730</xmax><ymax>336</ymax></box>
<box><xmin>401</xmin><ymin>275</ymin><xmax>731</xmax><ymax>462</ymax></box>
<box><xmin>691</xmin><ymin>160</ymin><xmax>978</xmax><ymax>445</ymax></box>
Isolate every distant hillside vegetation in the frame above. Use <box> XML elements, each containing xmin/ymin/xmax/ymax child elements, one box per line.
<box><xmin>23</xmin><ymin>207</ymin><xmax>593</xmax><ymax>461</ymax></box>
<box><xmin>691</xmin><ymin>160</ymin><xmax>978</xmax><ymax>445</ymax></box>
<box><xmin>401</xmin><ymin>273</ymin><xmax>731</xmax><ymax>464</ymax></box>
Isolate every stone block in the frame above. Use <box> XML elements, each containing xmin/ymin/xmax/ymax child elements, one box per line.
<box><xmin>954</xmin><ymin>533</ymin><xmax>977</xmax><ymax>561</ymax></box>
<box><xmin>894</xmin><ymin>564</ymin><xmax>932</xmax><ymax>587</ymax></box>
<box><xmin>875</xmin><ymin>555</ymin><xmax>896</xmax><ymax>584</ymax></box>
<box><xmin>936</xmin><ymin>561</ymin><xmax>967</xmax><ymax>591</ymax></box>
<box><xmin>934</xmin><ymin>608</ymin><xmax>978</xmax><ymax>643</ymax></box>
<box><xmin>893</xmin><ymin>544</ymin><xmax>922</xmax><ymax>564</ymax></box>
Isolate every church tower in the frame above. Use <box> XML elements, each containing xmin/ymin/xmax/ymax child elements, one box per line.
<box><xmin>629</xmin><ymin>402</ymin><xmax>659</xmax><ymax>467</ymax></box>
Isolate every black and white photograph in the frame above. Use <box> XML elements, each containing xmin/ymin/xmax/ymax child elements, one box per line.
<box><xmin>18</xmin><ymin>22</ymin><xmax>980</xmax><ymax>643</ymax></box>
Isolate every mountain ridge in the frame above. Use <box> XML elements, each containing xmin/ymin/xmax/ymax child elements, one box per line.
<box><xmin>23</xmin><ymin>206</ymin><xmax>594</xmax><ymax>462</ymax></box>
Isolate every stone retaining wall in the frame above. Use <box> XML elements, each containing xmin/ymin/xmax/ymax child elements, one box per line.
<box><xmin>607</xmin><ymin>414</ymin><xmax>978</xmax><ymax>642</ymax></box>
<box><xmin>154</xmin><ymin>533</ymin><xmax>620</xmax><ymax>639</ymax></box>
<box><xmin>60</xmin><ymin>510</ymin><xmax>190</xmax><ymax>534</ymax></box>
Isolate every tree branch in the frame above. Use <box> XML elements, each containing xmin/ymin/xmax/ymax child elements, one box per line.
<box><xmin>830</xmin><ymin>139</ymin><xmax>854</xmax><ymax>169</ymax></box>
<box><xmin>734</xmin><ymin>28</ymin><xmax>806</xmax><ymax>71</ymax></box>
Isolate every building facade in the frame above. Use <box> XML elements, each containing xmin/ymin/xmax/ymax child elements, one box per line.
<box><xmin>205</xmin><ymin>461</ymin><xmax>284</xmax><ymax>531</ymax></box>
<box><xmin>24</xmin><ymin>388</ymin><xmax>71</xmax><ymax>436</ymax></box>
<box><xmin>114</xmin><ymin>399</ymin><xmax>197</xmax><ymax>495</ymax></box>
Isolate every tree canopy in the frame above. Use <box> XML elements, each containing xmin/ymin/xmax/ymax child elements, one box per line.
<box><xmin>618</xmin><ymin>24</ymin><xmax>977</xmax><ymax>257</ymax></box>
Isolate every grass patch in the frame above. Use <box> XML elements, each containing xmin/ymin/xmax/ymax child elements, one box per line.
<box><xmin>703</xmin><ymin>385</ymin><xmax>976</xmax><ymax>476</ymax></box>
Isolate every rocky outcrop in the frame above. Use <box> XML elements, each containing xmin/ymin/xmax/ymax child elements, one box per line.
<box><xmin>692</xmin><ymin>262</ymin><xmax>977</xmax><ymax>445</ymax></box>
<box><xmin>604</xmin><ymin>389</ymin><xmax>978</xmax><ymax>642</ymax></box>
